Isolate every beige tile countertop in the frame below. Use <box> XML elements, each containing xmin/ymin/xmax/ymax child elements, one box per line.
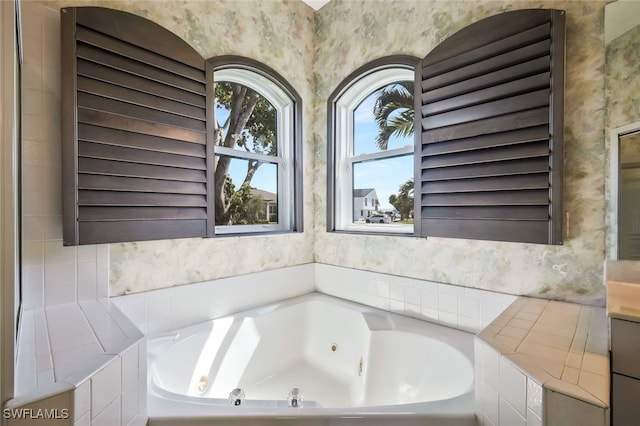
<box><xmin>606</xmin><ymin>260</ymin><xmax>640</xmax><ymax>322</ymax></box>
<box><xmin>477</xmin><ymin>296</ymin><xmax>609</xmax><ymax>408</ymax></box>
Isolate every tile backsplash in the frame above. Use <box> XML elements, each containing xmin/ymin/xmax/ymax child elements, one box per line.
<box><xmin>111</xmin><ymin>263</ymin><xmax>516</xmax><ymax>337</ymax></box>
<box><xmin>315</xmin><ymin>263</ymin><xmax>517</xmax><ymax>334</ymax></box>
<box><xmin>112</xmin><ymin>264</ymin><xmax>316</xmax><ymax>336</ymax></box>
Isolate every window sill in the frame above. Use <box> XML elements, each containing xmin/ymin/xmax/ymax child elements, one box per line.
<box><xmin>332</xmin><ymin>223</ymin><xmax>414</xmax><ymax>236</ymax></box>
<box><xmin>213</xmin><ymin>228</ymin><xmax>301</xmax><ymax>237</ymax></box>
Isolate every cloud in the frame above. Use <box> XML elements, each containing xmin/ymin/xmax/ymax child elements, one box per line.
<box><xmin>353</xmin><ymin>96</ymin><xmax>376</xmax><ymax>123</ymax></box>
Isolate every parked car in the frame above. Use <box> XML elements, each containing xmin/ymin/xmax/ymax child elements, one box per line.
<box><xmin>366</xmin><ymin>214</ymin><xmax>391</xmax><ymax>224</ymax></box>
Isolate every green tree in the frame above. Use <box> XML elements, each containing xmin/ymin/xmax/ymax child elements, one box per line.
<box><xmin>388</xmin><ymin>179</ymin><xmax>414</xmax><ymax>220</ymax></box>
<box><xmin>372</xmin><ymin>81</ymin><xmax>414</xmax><ymax>150</ymax></box>
<box><xmin>214</xmin><ymin>82</ymin><xmax>276</xmax><ymax>225</ymax></box>
<box><xmin>222</xmin><ymin>176</ymin><xmax>265</xmax><ymax>225</ymax></box>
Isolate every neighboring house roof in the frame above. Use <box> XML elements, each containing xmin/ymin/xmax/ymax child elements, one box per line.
<box><xmin>250</xmin><ymin>188</ymin><xmax>277</xmax><ymax>202</ymax></box>
<box><xmin>353</xmin><ymin>188</ymin><xmax>377</xmax><ymax>198</ymax></box>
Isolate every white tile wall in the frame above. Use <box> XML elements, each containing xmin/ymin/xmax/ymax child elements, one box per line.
<box><xmin>483</xmin><ymin>385</ymin><xmax>500</xmax><ymax>426</ymax></box>
<box><xmin>137</xmin><ymin>340</ymin><xmax>147</xmax><ymax>425</ymax></box>
<box><xmin>112</xmin><ymin>264</ymin><xmax>316</xmax><ymax>335</ymax></box>
<box><xmin>499</xmin><ymin>396</ymin><xmax>527</xmax><ymax>426</ymax></box>
<box><xmin>499</xmin><ymin>357</ymin><xmax>527</xmax><ymax>418</ymax></box>
<box><xmin>20</xmin><ymin>0</ymin><xmax>110</xmax><ymax>313</ymax></box>
<box><xmin>91</xmin><ymin>358</ymin><xmax>121</xmax><ymax>420</ymax></box>
<box><xmin>315</xmin><ymin>263</ymin><xmax>516</xmax><ymax>333</ymax></box>
<box><xmin>74</xmin><ymin>380</ymin><xmax>91</xmax><ymax>422</ymax></box>
<box><xmin>91</xmin><ymin>397</ymin><xmax>121</xmax><ymax>426</ymax></box>
<box><xmin>527</xmin><ymin>376</ymin><xmax>543</xmax><ymax>419</ymax></box>
<box><xmin>475</xmin><ymin>337</ymin><xmax>552</xmax><ymax>426</ymax></box>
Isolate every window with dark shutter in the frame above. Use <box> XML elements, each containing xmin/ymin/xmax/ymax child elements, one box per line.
<box><xmin>327</xmin><ymin>56</ymin><xmax>418</xmax><ymax>234</ymax></box>
<box><xmin>61</xmin><ymin>7</ymin><xmax>213</xmax><ymax>245</ymax></box>
<box><xmin>415</xmin><ymin>9</ymin><xmax>565</xmax><ymax>244</ymax></box>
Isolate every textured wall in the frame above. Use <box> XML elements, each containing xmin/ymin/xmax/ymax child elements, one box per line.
<box><xmin>313</xmin><ymin>0</ymin><xmax>608</xmax><ymax>306</ymax></box>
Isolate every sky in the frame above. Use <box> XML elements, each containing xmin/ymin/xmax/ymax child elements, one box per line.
<box><xmin>216</xmin><ymin>87</ymin><xmax>413</xmax><ymax>210</ymax></box>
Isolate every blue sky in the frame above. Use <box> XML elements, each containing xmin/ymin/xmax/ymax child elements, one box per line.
<box><xmin>216</xmin><ymin>90</ymin><xmax>413</xmax><ymax>210</ymax></box>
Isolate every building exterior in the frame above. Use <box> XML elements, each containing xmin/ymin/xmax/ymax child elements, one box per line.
<box><xmin>353</xmin><ymin>188</ymin><xmax>379</xmax><ymax>221</ymax></box>
<box><xmin>250</xmin><ymin>188</ymin><xmax>278</xmax><ymax>223</ymax></box>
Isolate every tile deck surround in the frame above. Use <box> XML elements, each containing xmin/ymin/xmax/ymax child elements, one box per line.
<box><xmin>477</xmin><ymin>296</ymin><xmax>609</xmax><ymax>409</ymax></box>
<box><xmin>10</xmin><ymin>300</ymin><xmax>146</xmax><ymax>426</ymax></box>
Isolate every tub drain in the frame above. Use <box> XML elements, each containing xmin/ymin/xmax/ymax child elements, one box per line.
<box><xmin>331</xmin><ymin>343</ymin><xmax>338</xmax><ymax>352</ymax></box>
<box><xmin>358</xmin><ymin>356</ymin><xmax>364</xmax><ymax>376</ymax></box>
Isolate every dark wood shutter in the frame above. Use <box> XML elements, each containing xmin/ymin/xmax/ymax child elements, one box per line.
<box><xmin>61</xmin><ymin>7</ymin><xmax>213</xmax><ymax>245</ymax></box>
<box><xmin>415</xmin><ymin>9</ymin><xmax>565</xmax><ymax>244</ymax></box>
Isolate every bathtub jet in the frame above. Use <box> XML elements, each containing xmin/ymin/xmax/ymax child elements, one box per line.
<box><xmin>229</xmin><ymin>388</ymin><xmax>245</xmax><ymax>406</ymax></box>
<box><xmin>288</xmin><ymin>387</ymin><xmax>303</xmax><ymax>408</ymax></box>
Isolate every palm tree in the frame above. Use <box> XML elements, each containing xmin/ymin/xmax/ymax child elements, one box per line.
<box><xmin>388</xmin><ymin>178</ymin><xmax>414</xmax><ymax>220</ymax></box>
<box><xmin>372</xmin><ymin>81</ymin><xmax>414</xmax><ymax>150</ymax></box>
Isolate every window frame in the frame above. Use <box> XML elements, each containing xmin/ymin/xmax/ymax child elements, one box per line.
<box><xmin>327</xmin><ymin>55</ymin><xmax>419</xmax><ymax>235</ymax></box>
<box><xmin>208</xmin><ymin>56</ymin><xmax>303</xmax><ymax>235</ymax></box>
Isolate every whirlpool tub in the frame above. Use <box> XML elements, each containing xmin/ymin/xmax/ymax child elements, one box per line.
<box><xmin>147</xmin><ymin>293</ymin><xmax>475</xmax><ymax>425</ymax></box>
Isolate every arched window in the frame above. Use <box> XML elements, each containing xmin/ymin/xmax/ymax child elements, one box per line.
<box><xmin>209</xmin><ymin>57</ymin><xmax>303</xmax><ymax>234</ymax></box>
<box><xmin>328</xmin><ymin>56</ymin><xmax>418</xmax><ymax>234</ymax></box>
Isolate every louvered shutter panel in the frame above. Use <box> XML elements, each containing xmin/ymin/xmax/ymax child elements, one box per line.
<box><xmin>415</xmin><ymin>9</ymin><xmax>565</xmax><ymax>244</ymax></box>
<box><xmin>61</xmin><ymin>7</ymin><xmax>213</xmax><ymax>245</ymax></box>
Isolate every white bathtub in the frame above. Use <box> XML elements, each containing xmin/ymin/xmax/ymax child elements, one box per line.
<box><xmin>147</xmin><ymin>293</ymin><xmax>475</xmax><ymax>425</ymax></box>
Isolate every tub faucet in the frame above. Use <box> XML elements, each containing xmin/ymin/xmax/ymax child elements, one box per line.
<box><xmin>229</xmin><ymin>388</ymin><xmax>245</xmax><ymax>406</ymax></box>
<box><xmin>288</xmin><ymin>387</ymin><xmax>303</xmax><ymax>408</ymax></box>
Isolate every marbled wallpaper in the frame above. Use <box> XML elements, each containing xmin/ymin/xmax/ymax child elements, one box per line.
<box><xmin>313</xmin><ymin>0</ymin><xmax>608</xmax><ymax>306</ymax></box>
<box><xmin>41</xmin><ymin>0</ymin><xmax>614</xmax><ymax>305</ymax></box>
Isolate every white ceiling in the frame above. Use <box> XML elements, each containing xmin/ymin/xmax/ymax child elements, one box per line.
<box><xmin>302</xmin><ymin>0</ymin><xmax>331</xmax><ymax>10</ymax></box>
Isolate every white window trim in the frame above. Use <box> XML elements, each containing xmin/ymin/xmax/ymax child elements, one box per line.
<box><xmin>214</xmin><ymin>68</ymin><xmax>294</xmax><ymax>234</ymax></box>
<box><xmin>334</xmin><ymin>67</ymin><xmax>414</xmax><ymax>234</ymax></box>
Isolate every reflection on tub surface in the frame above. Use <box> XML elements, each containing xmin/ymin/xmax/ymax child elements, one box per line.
<box><xmin>147</xmin><ymin>293</ymin><xmax>475</xmax><ymax>425</ymax></box>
